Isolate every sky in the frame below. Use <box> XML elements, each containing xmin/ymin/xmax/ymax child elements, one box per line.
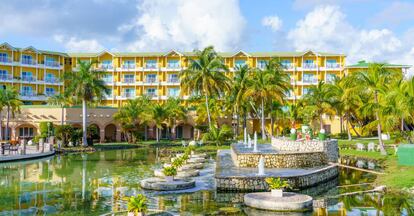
<box><xmin>1</xmin><ymin>0</ymin><xmax>414</xmax><ymax>66</ymax></box>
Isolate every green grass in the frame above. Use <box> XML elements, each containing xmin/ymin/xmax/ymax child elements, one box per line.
<box><xmin>339</xmin><ymin>149</ymin><xmax>391</xmax><ymax>160</ymax></box>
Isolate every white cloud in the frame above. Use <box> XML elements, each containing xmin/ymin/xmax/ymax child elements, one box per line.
<box><xmin>287</xmin><ymin>5</ymin><xmax>406</xmax><ymax>65</ymax></box>
<box><xmin>53</xmin><ymin>35</ymin><xmax>104</xmax><ymax>52</ymax></box>
<box><xmin>372</xmin><ymin>1</ymin><xmax>414</xmax><ymax>26</ymax></box>
<box><xmin>262</xmin><ymin>16</ymin><xmax>283</xmax><ymax>32</ymax></box>
<box><xmin>120</xmin><ymin>0</ymin><xmax>246</xmax><ymax>51</ymax></box>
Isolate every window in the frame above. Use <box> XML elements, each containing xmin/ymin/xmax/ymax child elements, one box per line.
<box><xmin>123</xmin><ymin>74</ymin><xmax>134</xmax><ymax>83</ymax></box>
<box><xmin>0</xmin><ymin>53</ymin><xmax>8</xmax><ymax>63</ymax></box>
<box><xmin>145</xmin><ymin>60</ymin><xmax>157</xmax><ymax>69</ymax></box>
<box><xmin>167</xmin><ymin>59</ymin><xmax>180</xmax><ymax>68</ymax></box>
<box><xmin>103</xmin><ymin>74</ymin><xmax>113</xmax><ymax>83</ymax></box>
<box><xmin>303</xmin><ymin>73</ymin><xmax>316</xmax><ymax>83</ymax></box>
<box><xmin>235</xmin><ymin>60</ymin><xmax>246</xmax><ymax>68</ymax></box>
<box><xmin>19</xmin><ymin>127</ymin><xmax>34</xmax><ymax>138</ymax></box>
<box><xmin>123</xmin><ymin>88</ymin><xmax>135</xmax><ymax>98</ymax></box>
<box><xmin>303</xmin><ymin>59</ymin><xmax>316</xmax><ymax>69</ymax></box>
<box><xmin>21</xmin><ymin>86</ymin><xmax>33</xmax><ymax>96</ymax></box>
<box><xmin>281</xmin><ymin>60</ymin><xmax>292</xmax><ymax>69</ymax></box>
<box><xmin>0</xmin><ymin>70</ymin><xmax>9</xmax><ymax>80</ymax></box>
<box><xmin>146</xmin><ymin>88</ymin><xmax>157</xmax><ymax>96</ymax></box>
<box><xmin>168</xmin><ymin>88</ymin><xmax>180</xmax><ymax>97</ymax></box>
<box><xmin>22</xmin><ymin>55</ymin><xmax>34</xmax><ymax>65</ymax></box>
<box><xmin>45</xmin><ymin>73</ymin><xmax>57</xmax><ymax>83</ymax></box>
<box><xmin>168</xmin><ymin>74</ymin><xmax>179</xmax><ymax>82</ymax></box>
<box><xmin>123</xmin><ymin>60</ymin><xmax>135</xmax><ymax>69</ymax></box>
<box><xmin>146</xmin><ymin>74</ymin><xmax>157</xmax><ymax>83</ymax></box>
<box><xmin>22</xmin><ymin>71</ymin><xmax>34</xmax><ymax>81</ymax></box>
<box><xmin>257</xmin><ymin>60</ymin><xmax>267</xmax><ymax>69</ymax></box>
<box><xmin>45</xmin><ymin>87</ymin><xmax>55</xmax><ymax>96</ymax></box>
<box><xmin>45</xmin><ymin>56</ymin><xmax>58</xmax><ymax>67</ymax></box>
<box><xmin>102</xmin><ymin>60</ymin><xmax>113</xmax><ymax>69</ymax></box>
<box><xmin>326</xmin><ymin>59</ymin><xmax>338</xmax><ymax>68</ymax></box>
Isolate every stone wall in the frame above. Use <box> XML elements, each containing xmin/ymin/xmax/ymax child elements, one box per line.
<box><xmin>231</xmin><ymin>148</ymin><xmax>327</xmax><ymax>168</ymax></box>
<box><xmin>271</xmin><ymin>138</ymin><xmax>339</xmax><ymax>162</ymax></box>
<box><xmin>215</xmin><ymin>165</ymin><xmax>339</xmax><ymax>192</ymax></box>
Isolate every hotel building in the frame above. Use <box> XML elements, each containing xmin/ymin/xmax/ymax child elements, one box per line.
<box><xmin>0</xmin><ymin>42</ymin><xmax>409</xmax><ymax>142</ymax></box>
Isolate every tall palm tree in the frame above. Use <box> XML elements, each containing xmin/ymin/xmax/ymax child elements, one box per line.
<box><xmin>114</xmin><ymin>97</ymin><xmax>152</xmax><ymax>143</ymax></box>
<box><xmin>1</xmin><ymin>88</ymin><xmax>22</xmax><ymax>141</ymax></box>
<box><xmin>0</xmin><ymin>89</ymin><xmax>7</xmax><ymax>141</ymax></box>
<box><xmin>243</xmin><ymin>59</ymin><xmax>290</xmax><ymax>139</ymax></box>
<box><xmin>232</xmin><ymin>64</ymin><xmax>251</xmax><ymax>136</ymax></box>
<box><xmin>47</xmin><ymin>93</ymin><xmax>71</xmax><ymax>126</ymax></box>
<box><xmin>164</xmin><ymin>98</ymin><xmax>187</xmax><ymax>139</ymax></box>
<box><xmin>353</xmin><ymin>63</ymin><xmax>400</xmax><ymax>155</ymax></box>
<box><xmin>180</xmin><ymin>46</ymin><xmax>231</xmax><ymax>128</ymax></box>
<box><xmin>302</xmin><ymin>81</ymin><xmax>334</xmax><ymax>130</ymax></box>
<box><xmin>151</xmin><ymin>103</ymin><xmax>168</xmax><ymax>143</ymax></box>
<box><xmin>64</xmin><ymin>60</ymin><xmax>109</xmax><ymax>146</ymax></box>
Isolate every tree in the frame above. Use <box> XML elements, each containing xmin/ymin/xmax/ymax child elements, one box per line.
<box><xmin>164</xmin><ymin>98</ymin><xmax>187</xmax><ymax>139</ymax></box>
<box><xmin>353</xmin><ymin>63</ymin><xmax>401</xmax><ymax>155</ymax></box>
<box><xmin>243</xmin><ymin>59</ymin><xmax>290</xmax><ymax>139</ymax></box>
<box><xmin>47</xmin><ymin>93</ymin><xmax>71</xmax><ymax>126</ymax></box>
<box><xmin>232</xmin><ymin>64</ymin><xmax>251</xmax><ymax>136</ymax></box>
<box><xmin>151</xmin><ymin>103</ymin><xmax>169</xmax><ymax>143</ymax></box>
<box><xmin>302</xmin><ymin>81</ymin><xmax>334</xmax><ymax>130</ymax></box>
<box><xmin>63</xmin><ymin>60</ymin><xmax>109</xmax><ymax>146</ymax></box>
<box><xmin>202</xmin><ymin>124</ymin><xmax>233</xmax><ymax>147</ymax></box>
<box><xmin>180</xmin><ymin>46</ymin><xmax>231</xmax><ymax>128</ymax></box>
<box><xmin>1</xmin><ymin>88</ymin><xmax>22</xmax><ymax>142</ymax></box>
<box><xmin>114</xmin><ymin>97</ymin><xmax>152</xmax><ymax>143</ymax></box>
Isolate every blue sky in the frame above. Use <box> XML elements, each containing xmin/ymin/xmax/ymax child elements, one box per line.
<box><xmin>1</xmin><ymin>0</ymin><xmax>414</xmax><ymax>65</ymax></box>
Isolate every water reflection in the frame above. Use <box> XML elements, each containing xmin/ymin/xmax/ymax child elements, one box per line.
<box><xmin>0</xmin><ymin>149</ymin><xmax>412</xmax><ymax>215</ymax></box>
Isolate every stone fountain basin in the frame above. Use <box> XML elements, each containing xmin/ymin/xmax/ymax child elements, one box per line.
<box><xmin>140</xmin><ymin>177</ymin><xmax>196</xmax><ymax>191</ymax></box>
<box><xmin>154</xmin><ymin>169</ymin><xmax>200</xmax><ymax>178</ymax></box>
<box><xmin>244</xmin><ymin>192</ymin><xmax>313</xmax><ymax>211</ymax></box>
<box><xmin>164</xmin><ymin>163</ymin><xmax>204</xmax><ymax>171</ymax></box>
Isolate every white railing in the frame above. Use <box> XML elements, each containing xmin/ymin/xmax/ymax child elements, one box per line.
<box><xmin>44</xmin><ymin>61</ymin><xmax>60</xmax><ymax>68</ymax></box>
<box><xmin>145</xmin><ymin>93</ymin><xmax>158</xmax><ymax>97</ymax></box>
<box><xmin>99</xmin><ymin>64</ymin><xmax>114</xmax><ymax>70</ymax></box>
<box><xmin>167</xmin><ymin>63</ymin><xmax>180</xmax><ymax>69</ymax></box>
<box><xmin>20</xmin><ymin>91</ymin><xmax>36</xmax><ymax>97</ymax></box>
<box><xmin>145</xmin><ymin>64</ymin><xmax>158</xmax><ymax>69</ymax></box>
<box><xmin>122</xmin><ymin>78</ymin><xmax>135</xmax><ymax>83</ymax></box>
<box><xmin>0</xmin><ymin>75</ymin><xmax>13</xmax><ymax>81</ymax></box>
<box><xmin>326</xmin><ymin>63</ymin><xmax>340</xmax><ymax>69</ymax></box>
<box><xmin>122</xmin><ymin>92</ymin><xmax>135</xmax><ymax>98</ymax></box>
<box><xmin>122</xmin><ymin>64</ymin><xmax>136</xmax><ymax>69</ymax></box>
<box><xmin>146</xmin><ymin>78</ymin><xmax>157</xmax><ymax>83</ymax></box>
<box><xmin>167</xmin><ymin>78</ymin><xmax>179</xmax><ymax>83</ymax></box>
<box><xmin>0</xmin><ymin>56</ymin><xmax>12</xmax><ymax>63</ymax></box>
<box><xmin>21</xmin><ymin>76</ymin><xmax>37</xmax><ymax>82</ymax></box>
<box><xmin>303</xmin><ymin>63</ymin><xmax>318</xmax><ymax>69</ymax></box>
<box><xmin>21</xmin><ymin>59</ymin><xmax>37</xmax><ymax>66</ymax></box>
<box><xmin>45</xmin><ymin>92</ymin><xmax>56</xmax><ymax>97</ymax></box>
<box><xmin>44</xmin><ymin>77</ymin><xmax>60</xmax><ymax>84</ymax></box>
<box><xmin>282</xmin><ymin>63</ymin><xmax>294</xmax><ymax>69</ymax></box>
<box><xmin>302</xmin><ymin>77</ymin><xmax>318</xmax><ymax>84</ymax></box>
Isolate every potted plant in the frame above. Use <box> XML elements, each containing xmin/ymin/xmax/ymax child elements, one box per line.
<box><xmin>172</xmin><ymin>157</ymin><xmax>184</xmax><ymax>168</ymax></box>
<box><xmin>127</xmin><ymin>194</ymin><xmax>147</xmax><ymax>216</ymax></box>
<box><xmin>265</xmin><ymin>177</ymin><xmax>290</xmax><ymax>197</ymax></box>
<box><xmin>162</xmin><ymin>166</ymin><xmax>177</xmax><ymax>182</ymax></box>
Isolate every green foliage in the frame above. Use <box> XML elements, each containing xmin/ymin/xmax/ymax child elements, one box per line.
<box><xmin>87</xmin><ymin>125</ymin><xmax>99</xmax><ymax>139</ymax></box>
<box><xmin>39</xmin><ymin>122</ymin><xmax>54</xmax><ymax>137</ymax></box>
<box><xmin>127</xmin><ymin>194</ymin><xmax>148</xmax><ymax>214</ymax></box>
<box><xmin>55</xmin><ymin>125</ymin><xmax>74</xmax><ymax>147</ymax></box>
<box><xmin>171</xmin><ymin>157</ymin><xmax>185</xmax><ymax>168</ymax></box>
<box><xmin>162</xmin><ymin>166</ymin><xmax>177</xmax><ymax>176</ymax></box>
<box><xmin>202</xmin><ymin>124</ymin><xmax>233</xmax><ymax>146</ymax></box>
<box><xmin>265</xmin><ymin>177</ymin><xmax>290</xmax><ymax>190</ymax></box>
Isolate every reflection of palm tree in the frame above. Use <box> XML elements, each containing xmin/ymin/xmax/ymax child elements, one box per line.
<box><xmin>340</xmin><ymin>195</ymin><xmax>363</xmax><ymax>211</ymax></box>
<box><xmin>382</xmin><ymin>191</ymin><xmax>414</xmax><ymax>215</ymax></box>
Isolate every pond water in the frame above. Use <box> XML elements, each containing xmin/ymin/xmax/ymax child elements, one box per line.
<box><xmin>0</xmin><ymin>148</ymin><xmax>412</xmax><ymax>216</ymax></box>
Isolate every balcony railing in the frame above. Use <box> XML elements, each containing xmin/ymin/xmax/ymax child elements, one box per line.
<box><xmin>122</xmin><ymin>92</ymin><xmax>135</xmax><ymax>98</ymax></box>
<box><xmin>145</xmin><ymin>78</ymin><xmax>157</xmax><ymax>83</ymax></box>
<box><xmin>99</xmin><ymin>64</ymin><xmax>114</xmax><ymax>70</ymax></box>
<box><xmin>0</xmin><ymin>75</ymin><xmax>13</xmax><ymax>81</ymax></box>
<box><xmin>167</xmin><ymin>63</ymin><xmax>180</xmax><ymax>69</ymax></box>
<box><xmin>103</xmin><ymin>78</ymin><xmax>113</xmax><ymax>83</ymax></box>
<box><xmin>303</xmin><ymin>63</ymin><xmax>317</xmax><ymax>69</ymax></box>
<box><xmin>0</xmin><ymin>56</ymin><xmax>12</xmax><ymax>63</ymax></box>
<box><xmin>302</xmin><ymin>77</ymin><xmax>318</xmax><ymax>83</ymax></box>
<box><xmin>21</xmin><ymin>59</ymin><xmax>37</xmax><ymax>66</ymax></box>
<box><xmin>282</xmin><ymin>63</ymin><xmax>294</xmax><ymax>69</ymax></box>
<box><xmin>20</xmin><ymin>91</ymin><xmax>36</xmax><ymax>97</ymax></box>
<box><xmin>168</xmin><ymin>78</ymin><xmax>179</xmax><ymax>83</ymax></box>
<box><xmin>145</xmin><ymin>93</ymin><xmax>158</xmax><ymax>97</ymax></box>
<box><xmin>326</xmin><ymin>63</ymin><xmax>340</xmax><ymax>69</ymax></box>
<box><xmin>21</xmin><ymin>76</ymin><xmax>36</xmax><ymax>82</ymax></box>
<box><xmin>123</xmin><ymin>78</ymin><xmax>135</xmax><ymax>83</ymax></box>
<box><xmin>44</xmin><ymin>77</ymin><xmax>60</xmax><ymax>84</ymax></box>
<box><xmin>122</xmin><ymin>64</ymin><xmax>136</xmax><ymax>69</ymax></box>
<box><xmin>145</xmin><ymin>64</ymin><xmax>158</xmax><ymax>69</ymax></box>
<box><xmin>45</xmin><ymin>92</ymin><xmax>56</xmax><ymax>97</ymax></box>
<box><xmin>45</xmin><ymin>61</ymin><xmax>60</xmax><ymax>68</ymax></box>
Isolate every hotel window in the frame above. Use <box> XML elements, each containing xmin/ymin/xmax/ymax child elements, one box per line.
<box><xmin>19</xmin><ymin>127</ymin><xmax>34</xmax><ymax>138</ymax></box>
<box><xmin>303</xmin><ymin>59</ymin><xmax>316</xmax><ymax>69</ymax></box>
<box><xmin>45</xmin><ymin>73</ymin><xmax>57</xmax><ymax>83</ymax></box>
<box><xmin>167</xmin><ymin>59</ymin><xmax>180</xmax><ymax>68</ymax></box>
<box><xmin>168</xmin><ymin>88</ymin><xmax>180</xmax><ymax>97</ymax></box>
<box><xmin>21</xmin><ymin>71</ymin><xmax>34</xmax><ymax>82</ymax></box>
<box><xmin>22</xmin><ymin>55</ymin><xmax>35</xmax><ymax>65</ymax></box>
<box><xmin>103</xmin><ymin>74</ymin><xmax>113</xmax><ymax>83</ymax></box>
<box><xmin>123</xmin><ymin>74</ymin><xmax>134</xmax><ymax>83</ymax></box>
<box><xmin>123</xmin><ymin>60</ymin><xmax>135</xmax><ymax>69</ymax></box>
<box><xmin>168</xmin><ymin>74</ymin><xmax>179</xmax><ymax>82</ymax></box>
<box><xmin>0</xmin><ymin>53</ymin><xmax>8</xmax><ymax>63</ymax></box>
<box><xmin>281</xmin><ymin>60</ymin><xmax>292</xmax><ymax>69</ymax></box>
<box><xmin>146</xmin><ymin>74</ymin><xmax>157</xmax><ymax>83</ymax></box>
<box><xmin>45</xmin><ymin>56</ymin><xmax>58</xmax><ymax>67</ymax></box>
<box><xmin>145</xmin><ymin>60</ymin><xmax>157</xmax><ymax>69</ymax></box>
<box><xmin>146</xmin><ymin>88</ymin><xmax>157</xmax><ymax>97</ymax></box>
<box><xmin>123</xmin><ymin>88</ymin><xmax>135</xmax><ymax>98</ymax></box>
<box><xmin>257</xmin><ymin>60</ymin><xmax>267</xmax><ymax>69</ymax></box>
<box><xmin>326</xmin><ymin>59</ymin><xmax>338</xmax><ymax>68</ymax></box>
<box><xmin>235</xmin><ymin>60</ymin><xmax>246</xmax><ymax>68</ymax></box>
<box><xmin>45</xmin><ymin>87</ymin><xmax>55</xmax><ymax>96</ymax></box>
<box><xmin>303</xmin><ymin>73</ymin><xmax>316</xmax><ymax>83</ymax></box>
<box><xmin>0</xmin><ymin>70</ymin><xmax>9</xmax><ymax>80</ymax></box>
<box><xmin>101</xmin><ymin>60</ymin><xmax>113</xmax><ymax>69</ymax></box>
<box><xmin>21</xmin><ymin>86</ymin><xmax>33</xmax><ymax>96</ymax></box>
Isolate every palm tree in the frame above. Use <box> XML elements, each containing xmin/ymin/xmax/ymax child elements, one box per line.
<box><xmin>114</xmin><ymin>97</ymin><xmax>152</xmax><ymax>143</ymax></box>
<box><xmin>353</xmin><ymin>63</ymin><xmax>400</xmax><ymax>155</ymax></box>
<box><xmin>180</xmin><ymin>46</ymin><xmax>231</xmax><ymax>128</ymax></box>
<box><xmin>202</xmin><ymin>124</ymin><xmax>233</xmax><ymax>147</ymax></box>
<box><xmin>151</xmin><ymin>103</ymin><xmax>168</xmax><ymax>143</ymax></box>
<box><xmin>302</xmin><ymin>81</ymin><xmax>334</xmax><ymax>130</ymax></box>
<box><xmin>1</xmin><ymin>88</ymin><xmax>22</xmax><ymax>142</ymax></box>
<box><xmin>243</xmin><ymin>59</ymin><xmax>290</xmax><ymax>139</ymax></box>
<box><xmin>64</xmin><ymin>60</ymin><xmax>109</xmax><ymax>146</ymax></box>
<box><xmin>164</xmin><ymin>98</ymin><xmax>187</xmax><ymax>139</ymax></box>
<box><xmin>232</xmin><ymin>64</ymin><xmax>251</xmax><ymax>136</ymax></box>
<box><xmin>0</xmin><ymin>89</ymin><xmax>7</xmax><ymax>141</ymax></box>
<box><xmin>47</xmin><ymin>93</ymin><xmax>71</xmax><ymax>126</ymax></box>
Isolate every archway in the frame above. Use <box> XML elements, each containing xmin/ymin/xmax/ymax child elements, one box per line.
<box><xmin>176</xmin><ymin>124</ymin><xmax>194</xmax><ymax>140</ymax></box>
<box><xmin>104</xmin><ymin>124</ymin><xmax>117</xmax><ymax>142</ymax></box>
<box><xmin>16</xmin><ymin>123</ymin><xmax>37</xmax><ymax>140</ymax></box>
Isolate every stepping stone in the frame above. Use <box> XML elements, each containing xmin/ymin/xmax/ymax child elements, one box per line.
<box><xmin>187</xmin><ymin>157</ymin><xmax>207</xmax><ymax>163</ymax></box>
<box><xmin>154</xmin><ymin>169</ymin><xmax>200</xmax><ymax>178</ymax></box>
<box><xmin>244</xmin><ymin>192</ymin><xmax>313</xmax><ymax>212</ymax></box>
<box><xmin>140</xmin><ymin>177</ymin><xmax>195</xmax><ymax>191</ymax></box>
<box><xmin>163</xmin><ymin>163</ymin><xmax>204</xmax><ymax>171</ymax></box>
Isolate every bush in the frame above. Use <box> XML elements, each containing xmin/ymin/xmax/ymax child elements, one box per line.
<box><xmin>127</xmin><ymin>194</ymin><xmax>148</xmax><ymax>214</ymax></box>
<box><xmin>202</xmin><ymin>124</ymin><xmax>233</xmax><ymax>146</ymax></box>
<box><xmin>162</xmin><ymin>166</ymin><xmax>177</xmax><ymax>176</ymax></box>
<box><xmin>39</xmin><ymin>122</ymin><xmax>54</xmax><ymax>137</ymax></box>
<box><xmin>332</xmin><ymin>132</ymin><xmax>348</xmax><ymax>139</ymax></box>
<box><xmin>55</xmin><ymin>125</ymin><xmax>74</xmax><ymax>147</ymax></box>
<box><xmin>265</xmin><ymin>177</ymin><xmax>290</xmax><ymax>190</ymax></box>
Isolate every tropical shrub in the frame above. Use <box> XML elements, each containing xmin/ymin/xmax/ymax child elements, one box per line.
<box><xmin>162</xmin><ymin>166</ymin><xmax>177</xmax><ymax>176</ymax></box>
<box><xmin>55</xmin><ymin>125</ymin><xmax>74</xmax><ymax>147</ymax></box>
<box><xmin>265</xmin><ymin>177</ymin><xmax>290</xmax><ymax>190</ymax></box>
<box><xmin>127</xmin><ymin>194</ymin><xmax>148</xmax><ymax>214</ymax></box>
<box><xmin>172</xmin><ymin>157</ymin><xmax>185</xmax><ymax>168</ymax></box>
<box><xmin>202</xmin><ymin>124</ymin><xmax>233</xmax><ymax>146</ymax></box>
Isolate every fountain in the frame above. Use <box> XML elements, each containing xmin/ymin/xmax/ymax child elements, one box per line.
<box><xmin>253</xmin><ymin>132</ymin><xmax>258</xmax><ymax>152</ymax></box>
<box><xmin>247</xmin><ymin>135</ymin><xmax>252</xmax><ymax>148</ymax></box>
<box><xmin>257</xmin><ymin>156</ymin><xmax>265</xmax><ymax>176</ymax></box>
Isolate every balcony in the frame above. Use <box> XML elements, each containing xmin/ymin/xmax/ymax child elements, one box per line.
<box><xmin>326</xmin><ymin>63</ymin><xmax>341</xmax><ymax>69</ymax></box>
<box><xmin>121</xmin><ymin>92</ymin><xmax>136</xmax><ymax>99</ymax></box>
<box><xmin>145</xmin><ymin>78</ymin><xmax>158</xmax><ymax>84</ymax></box>
<box><xmin>303</xmin><ymin>63</ymin><xmax>318</xmax><ymax>69</ymax></box>
<box><xmin>20</xmin><ymin>91</ymin><xmax>36</xmax><ymax>97</ymax></box>
<box><xmin>0</xmin><ymin>56</ymin><xmax>13</xmax><ymax>65</ymax></box>
<box><xmin>167</xmin><ymin>63</ymin><xmax>180</xmax><ymax>69</ymax></box>
<box><xmin>44</xmin><ymin>61</ymin><xmax>61</xmax><ymax>69</ymax></box>
<box><xmin>167</xmin><ymin>78</ymin><xmax>179</xmax><ymax>83</ymax></box>
<box><xmin>103</xmin><ymin>78</ymin><xmax>114</xmax><ymax>84</ymax></box>
<box><xmin>98</xmin><ymin>64</ymin><xmax>114</xmax><ymax>70</ymax></box>
<box><xmin>44</xmin><ymin>77</ymin><xmax>61</xmax><ymax>84</ymax></box>
<box><xmin>45</xmin><ymin>92</ymin><xmax>56</xmax><ymax>97</ymax></box>
<box><xmin>144</xmin><ymin>64</ymin><xmax>158</xmax><ymax>71</ymax></box>
<box><xmin>282</xmin><ymin>63</ymin><xmax>294</xmax><ymax>70</ymax></box>
<box><xmin>145</xmin><ymin>93</ymin><xmax>158</xmax><ymax>99</ymax></box>
<box><xmin>21</xmin><ymin>76</ymin><xmax>37</xmax><ymax>83</ymax></box>
<box><xmin>302</xmin><ymin>77</ymin><xmax>318</xmax><ymax>84</ymax></box>
<box><xmin>122</xmin><ymin>78</ymin><xmax>135</xmax><ymax>84</ymax></box>
<box><xmin>21</xmin><ymin>59</ymin><xmax>37</xmax><ymax>66</ymax></box>
<box><xmin>122</xmin><ymin>64</ymin><xmax>136</xmax><ymax>70</ymax></box>
<box><xmin>0</xmin><ymin>75</ymin><xmax>13</xmax><ymax>82</ymax></box>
